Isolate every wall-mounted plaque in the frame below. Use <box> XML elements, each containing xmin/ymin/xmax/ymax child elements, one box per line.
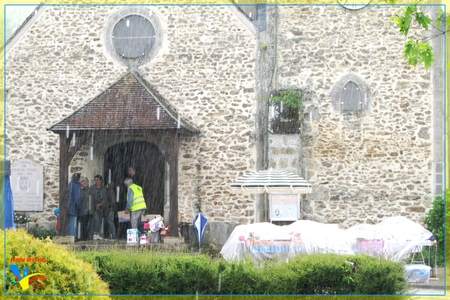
<box><xmin>269</xmin><ymin>193</ymin><xmax>299</xmax><ymax>222</ymax></box>
<box><xmin>10</xmin><ymin>159</ymin><xmax>44</xmax><ymax>211</ymax></box>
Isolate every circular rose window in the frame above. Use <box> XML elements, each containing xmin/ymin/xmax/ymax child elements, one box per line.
<box><xmin>112</xmin><ymin>14</ymin><xmax>156</xmax><ymax>64</ymax></box>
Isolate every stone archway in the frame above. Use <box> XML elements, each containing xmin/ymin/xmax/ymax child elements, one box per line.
<box><xmin>103</xmin><ymin>141</ymin><xmax>165</xmax><ymax>216</ymax></box>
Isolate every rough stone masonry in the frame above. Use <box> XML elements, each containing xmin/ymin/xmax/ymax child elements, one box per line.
<box><xmin>275</xmin><ymin>6</ymin><xmax>443</xmax><ymax>227</ymax></box>
<box><xmin>4</xmin><ymin>5</ymin><xmax>444</xmax><ymax>230</ymax></box>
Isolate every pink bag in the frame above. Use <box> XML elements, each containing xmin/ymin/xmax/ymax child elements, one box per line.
<box><xmin>143</xmin><ymin>221</ymin><xmax>150</xmax><ymax>230</ymax></box>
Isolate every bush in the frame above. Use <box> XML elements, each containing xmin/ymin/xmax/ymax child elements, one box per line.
<box><xmin>78</xmin><ymin>250</ymin><xmax>406</xmax><ymax>295</ymax></box>
<box><xmin>0</xmin><ymin>229</ymin><xmax>109</xmax><ymax>299</ymax></box>
<box><xmin>79</xmin><ymin>251</ymin><xmax>218</xmax><ymax>295</ymax></box>
<box><xmin>28</xmin><ymin>226</ymin><xmax>56</xmax><ymax>240</ymax></box>
<box><xmin>219</xmin><ymin>261</ymin><xmax>262</xmax><ymax>294</ymax></box>
<box><xmin>348</xmin><ymin>255</ymin><xmax>406</xmax><ymax>294</ymax></box>
<box><xmin>424</xmin><ymin>193</ymin><xmax>447</xmax><ymax>266</ymax></box>
<box><xmin>283</xmin><ymin>255</ymin><xmax>356</xmax><ymax>294</ymax></box>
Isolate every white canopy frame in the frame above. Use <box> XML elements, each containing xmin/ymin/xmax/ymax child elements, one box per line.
<box><xmin>230</xmin><ymin>169</ymin><xmax>312</xmax><ymax>194</ymax></box>
<box><xmin>231</xmin><ymin>169</ymin><xmax>313</xmax><ymax>222</ymax></box>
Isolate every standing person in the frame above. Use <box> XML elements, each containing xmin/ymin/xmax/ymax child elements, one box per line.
<box><xmin>124</xmin><ymin>178</ymin><xmax>147</xmax><ymax>229</ymax></box>
<box><xmin>91</xmin><ymin>175</ymin><xmax>107</xmax><ymax>240</ymax></box>
<box><xmin>78</xmin><ymin>177</ymin><xmax>93</xmax><ymax>241</ymax></box>
<box><xmin>67</xmin><ymin>173</ymin><xmax>81</xmax><ymax>238</ymax></box>
<box><xmin>127</xmin><ymin>166</ymin><xmax>137</xmax><ymax>183</ymax></box>
<box><xmin>103</xmin><ymin>183</ymin><xmax>117</xmax><ymax>239</ymax></box>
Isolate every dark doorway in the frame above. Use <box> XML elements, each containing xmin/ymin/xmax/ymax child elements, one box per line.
<box><xmin>104</xmin><ymin>141</ymin><xmax>165</xmax><ymax>216</ymax></box>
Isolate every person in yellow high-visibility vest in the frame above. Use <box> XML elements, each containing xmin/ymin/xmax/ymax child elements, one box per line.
<box><xmin>124</xmin><ymin>178</ymin><xmax>147</xmax><ymax>229</ymax></box>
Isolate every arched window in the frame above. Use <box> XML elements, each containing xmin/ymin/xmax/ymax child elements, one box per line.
<box><xmin>341</xmin><ymin>81</ymin><xmax>363</xmax><ymax>112</ymax></box>
<box><xmin>111</xmin><ymin>14</ymin><xmax>156</xmax><ymax>65</ymax></box>
<box><xmin>331</xmin><ymin>74</ymin><xmax>369</xmax><ymax>114</ymax></box>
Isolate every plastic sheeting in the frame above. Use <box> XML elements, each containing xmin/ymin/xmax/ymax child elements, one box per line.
<box><xmin>405</xmin><ymin>264</ymin><xmax>431</xmax><ymax>283</ymax></box>
<box><xmin>148</xmin><ymin>216</ymin><xmax>165</xmax><ymax>233</ymax></box>
<box><xmin>220</xmin><ymin>216</ymin><xmax>433</xmax><ymax>262</ymax></box>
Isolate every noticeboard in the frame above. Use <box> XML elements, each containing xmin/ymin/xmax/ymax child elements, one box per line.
<box><xmin>10</xmin><ymin>159</ymin><xmax>44</xmax><ymax>211</ymax></box>
<box><xmin>269</xmin><ymin>193</ymin><xmax>299</xmax><ymax>222</ymax></box>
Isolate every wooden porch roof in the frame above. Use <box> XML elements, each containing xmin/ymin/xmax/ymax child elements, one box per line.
<box><xmin>48</xmin><ymin>71</ymin><xmax>199</xmax><ymax>135</ymax></box>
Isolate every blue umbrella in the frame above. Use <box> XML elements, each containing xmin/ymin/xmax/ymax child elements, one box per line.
<box><xmin>4</xmin><ymin>161</ymin><xmax>15</xmax><ymax>229</ymax></box>
<box><xmin>194</xmin><ymin>212</ymin><xmax>208</xmax><ymax>251</ymax></box>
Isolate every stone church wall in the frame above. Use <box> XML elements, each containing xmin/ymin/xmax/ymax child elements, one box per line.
<box><xmin>277</xmin><ymin>6</ymin><xmax>434</xmax><ymax>226</ymax></box>
<box><xmin>6</xmin><ymin>5</ymin><xmax>257</xmax><ymax>227</ymax></box>
<box><xmin>5</xmin><ymin>5</ymin><xmax>439</xmax><ymax>230</ymax></box>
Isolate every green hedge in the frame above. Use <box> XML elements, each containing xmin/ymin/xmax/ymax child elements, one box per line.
<box><xmin>424</xmin><ymin>194</ymin><xmax>447</xmax><ymax>266</ymax></box>
<box><xmin>27</xmin><ymin>226</ymin><xmax>57</xmax><ymax>240</ymax></box>
<box><xmin>0</xmin><ymin>229</ymin><xmax>109</xmax><ymax>299</ymax></box>
<box><xmin>78</xmin><ymin>250</ymin><xmax>406</xmax><ymax>295</ymax></box>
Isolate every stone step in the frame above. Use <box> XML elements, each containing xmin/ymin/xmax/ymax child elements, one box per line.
<box><xmin>163</xmin><ymin>236</ymin><xmax>185</xmax><ymax>245</ymax></box>
<box><xmin>66</xmin><ymin>237</ymin><xmax>189</xmax><ymax>252</ymax></box>
<box><xmin>54</xmin><ymin>235</ymin><xmax>75</xmax><ymax>244</ymax></box>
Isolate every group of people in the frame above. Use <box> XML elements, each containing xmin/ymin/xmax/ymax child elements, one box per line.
<box><xmin>66</xmin><ymin>173</ymin><xmax>116</xmax><ymax>240</ymax></box>
<box><xmin>66</xmin><ymin>167</ymin><xmax>147</xmax><ymax>240</ymax></box>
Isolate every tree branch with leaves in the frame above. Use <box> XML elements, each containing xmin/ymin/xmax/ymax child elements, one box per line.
<box><xmin>392</xmin><ymin>3</ymin><xmax>447</xmax><ymax>69</ymax></box>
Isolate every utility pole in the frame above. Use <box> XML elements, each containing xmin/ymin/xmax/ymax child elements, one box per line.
<box><xmin>254</xmin><ymin>4</ymin><xmax>278</xmax><ymax>222</ymax></box>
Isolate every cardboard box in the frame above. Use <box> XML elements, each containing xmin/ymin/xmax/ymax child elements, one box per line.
<box><xmin>118</xmin><ymin>210</ymin><xmax>130</xmax><ymax>223</ymax></box>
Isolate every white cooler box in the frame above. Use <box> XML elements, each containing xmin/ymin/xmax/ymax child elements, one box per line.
<box><xmin>405</xmin><ymin>264</ymin><xmax>431</xmax><ymax>283</ymax></box>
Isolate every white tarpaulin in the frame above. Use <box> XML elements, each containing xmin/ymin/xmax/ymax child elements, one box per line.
<box><xmin>220</xmin><ymin>216</ymin><xmax>433</xmax><ymax>262</ymax></box>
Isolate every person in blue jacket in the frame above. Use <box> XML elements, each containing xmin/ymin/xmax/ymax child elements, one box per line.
<box><xmin>67</xmin><ymin>173</ymin><xmax>81</xmax><ymax>237</ymax></box>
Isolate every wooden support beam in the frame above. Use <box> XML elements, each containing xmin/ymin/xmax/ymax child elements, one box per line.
<box><xmin>168</xmin><ymin>132</ymin><xmax>179</xmax><ymax>236</ymax></box>
<box><xmin>58</xmin><ymin>133</ymin><xmax>69</xmax><ymax>235</ymax></box>
<box><xmin>58</xmin><ymin>131</ymin><xmax>90</xmax><ymax>235</ymax></box>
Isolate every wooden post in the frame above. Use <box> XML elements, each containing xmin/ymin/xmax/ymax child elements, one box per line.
<box><xmin>58</xmin><ymin>133</ymin><xmax>69</xmax><ymax>235</ymax></box>
<box><xmin>168</xmin><ymin>132</ymin><xmax>179</xmax><ymax>236</ymax></box>
<box><xmin>255</xmin><ymin>5</ymin><xmax>278</xmax><ymax>222</ymax></box>
<box><xmin>58</xmin><ymin>131</ymin><xmax>89</xmax><ymax>235</ymax></box>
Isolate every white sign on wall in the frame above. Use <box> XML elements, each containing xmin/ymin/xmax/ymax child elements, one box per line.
<box><xmin>269</xmin><ymin>193</ymin><xmax>299</xmax><ymax>222</ymax></box>
<box><xmin>10</xmin><ymin>159</ymin><xmax>44</xmax><ymax>211</ymax></box>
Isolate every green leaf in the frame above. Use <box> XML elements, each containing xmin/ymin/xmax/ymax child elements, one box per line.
<box><xmin>417</xmin><ymin>41</ymin><xmax>434</xmax><ymax>69</ymax></box>
<box><xmin>392</xmin><ymin>16</ymin><xmax>402</xmax><ymax>27</ymax></box>
<box><xmin>405</xmin><ymin>5</ymin><xmax>417</xmax><ymax>16</ymax></box>
<box><xmin>415</xmin><ymin>11</ymin><xmax>432</xmax><ymax>30</ymax></box>
<box><xmin>404</xmin><ymin>39</ymin><xmax>415</xmax><ymax>55</ymax></box>
<box><xmin>403</xmin><ymin>39</ymin><xmax>434</xmax><ymax>69</ymax></box>
<box><xmin>401</xmin><ymin>15</ymin><xmax>412</xmax><ymax>35</ymax></box>
<box><xmin>404</xmin><ymin>39</ymin><xmax>418</xmax><ymax>65</ymax></box>
<box><xmin>394</xmin><ymin>6</ymin><xmax>416</xmax><ymax>36</ymax></box>
<box><xmin>271</xmin><ymin>89</ymin><xmax>303</xmax><ymax>110</ymax></box>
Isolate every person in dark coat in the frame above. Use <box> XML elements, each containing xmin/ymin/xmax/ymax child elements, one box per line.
<box><xmin>90</xmin><ymin>175</ymin><xmax>107</xmax><ymax>240</ymax></box>
<box><xmin>78</xmin><ymin>177</ymin><xmax>93</xmax><ymax>240</ymax></box>
<box><xmin>67</xmin><ymin>173</ymin><xmax>81</xmax><ymax>237</ymax></box>
<box><xmin>103</xmin><ymin>183</ymin><xmax>117</xmax><ymax>239</ymax></box>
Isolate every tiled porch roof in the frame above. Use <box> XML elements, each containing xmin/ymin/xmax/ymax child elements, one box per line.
<box><xmin>49</xmin><ymin>71</ymin><xmax>199</xmax><ymax>135</ymax></box>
